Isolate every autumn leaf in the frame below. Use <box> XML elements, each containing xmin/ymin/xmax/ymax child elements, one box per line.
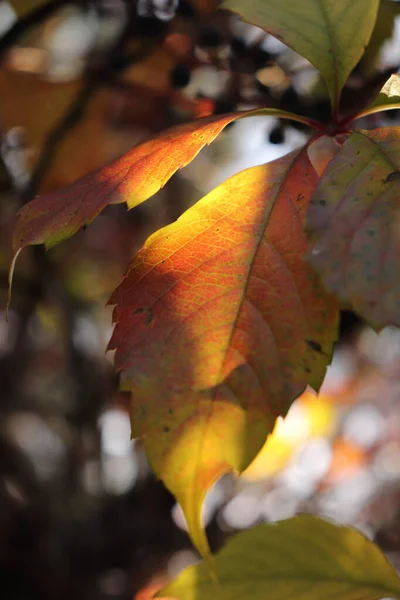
<box><xmin>306</xmin><ymin>127</ymin><xmax>400</xmax><ymax>329</ymax></box>
<box><xmin>12</xmin><ymin>107</ymin><xmax>314</xmax><ymax>253</ymax></box>
<box><xmin>222</xmin><ymin>0</ymin><xmax>379</xmax><ymax>113</ymax></box>
<box><xmin>159</xmin><ymin>515</ymin><xmax>400</xmax><ymax>600</ymax></box>
<box><xmin>108</xmin><ymin>149</ymin><xmax>339</xmax><ymax>558</ymax></box>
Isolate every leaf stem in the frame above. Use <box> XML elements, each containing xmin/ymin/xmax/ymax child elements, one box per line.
<box><xmin>338</xmin><ymin>103</ymin><xmax>400</xmax><ymax>128</ymax></box>
<box><xmin>241</xmin><ymin>109</ymin><xmax>326</xmax><ymax>132</ymax></box>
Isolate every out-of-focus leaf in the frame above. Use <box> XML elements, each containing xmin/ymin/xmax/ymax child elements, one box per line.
<box><xmin>222</xmin><ymin>0</ymin><xmax>379</xmax><ymax>111</ymax></box>
<box><xmin>108</xmin><ymin>149</ymin><xmax>339</xmax><ymax>558</ymax></box>
<box><xmin>306</xmin><ymin>127</ymin><xmax>400</xmax><ymax>329</ymax></box>
<box><xmin>12</xmin><ymin>107</ymin><xmax>312</xmax><ymax>252</ymax></box>
<box><xmin>159</xmin><ymin>515</ymin><xmax>400</xmax><ymax>600</ymax></box>
<box><xmin>360</xmin><ymin>0</ymin><xmax>400</xmax><ymax>75</ymax></box>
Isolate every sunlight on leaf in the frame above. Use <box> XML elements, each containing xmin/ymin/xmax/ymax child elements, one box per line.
<box><xmin>306</xmin><ymin>127</ymin><xmax>400</xmax><ymax>329</ymax></box>
<box><xmin>307</xmin><ymin>135</ymin><xmax>342</xmax><ymax>176</ymax></box>
<box><xmin>159</xmin><ymin>515</ymin><xmax>400</xmax><ymax>600</ymax></box>
<box><xmin>12</xmin><ymin>107</ymin><xmax>313</xmax><ymax>254</ymax></box>
<box><xmin>108</xmin><ymin>149</ymin><xmax>339</xmax><ymax>558</ymax></box>
<box><xmin>222</xmin><ymin>0</ymin><xmax>379</xmax><ymax>113</ymax></box>
<box><xmin>368</xmin><ymin>74</ymin><xmax>400</xmax><ymax>113</ymax></box>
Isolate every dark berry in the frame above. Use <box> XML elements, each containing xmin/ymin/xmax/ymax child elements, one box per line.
<box><xmin>280</xmin><ymin>87</ymin><xmax>302</xmax><ymax>114</ymax></box>
<box><xmin>198</xmin><ymin>26</ymin><xmax>223</xmax><ymax>48</ymax></box>
<box><xmin>386</xmin><ymin>108</ymin><xmax>400</xmax><ymax>121</ymax></box>
<box><xmin>176</xmin><ymin>0</ymin><xmax>196</xmax><ymax>17</ymax></box>
<box><xmin>231</xmin><ymin>37</ymin><xmax>246</xmax><ymax>54</ymax></box>
<box><xmin>170</xmin><ymin>64</ymin><xmax>192</xmax><ymax>88</ymax></box>
<box><xmin>253</xmin><ymin>49</ymin><xmax>273</xmax><ymax>70</ymax></box>
<box><xmin>214</xmin><ymin>99</ymin><xmax>236</xmax><ymax>115</ymax></box>
<box><xmin>268</xmin><ymin>125</ymin><xmax>285</xmax><ymax>145</ymax></box>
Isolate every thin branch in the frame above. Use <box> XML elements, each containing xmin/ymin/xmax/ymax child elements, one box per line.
<box><xmin>0</xmin><ymin>0</ymin><xmax>69</xmax><ymax>61</ymax></box>
<box><xmin>19</xmin><ymin>82</ymin><xmax>96</xmax><ymax>204</ymax></box>
<box><xmin>19</xmin><ymin>8</ymin><xmax>163</xmax><ymax>205</ymax></box>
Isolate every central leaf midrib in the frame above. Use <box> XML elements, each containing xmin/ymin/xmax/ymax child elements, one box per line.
<box><xmin>316</xmin><ymin>0</ymin><xmax>339</xmax><ymax>104</ymax></box>
<box><xmin>186</xmin><ymin>151</ymin><xmax>307</xmax><ymax>548</ymax></box>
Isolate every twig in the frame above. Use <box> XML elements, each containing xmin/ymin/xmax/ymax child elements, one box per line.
<box><xmin>0</xmin><ymin>0</ymin><xmax>69</xmax><ymax>61</ymax></box>
<box><xmin>19</xmin><ymin>82</ymin><xmax>96</xmax><ymax>204</ymax></box>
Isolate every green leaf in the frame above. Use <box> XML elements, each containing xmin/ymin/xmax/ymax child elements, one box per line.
<box><xmin>360</xmin><ymin>0</ymin><xmax>400</xmax><ymax>76</ymax></box>
<box><xmin>306</xmin><ymin>127</ymin><xmax>400</xmax><ymax>329</ymax></box>
<box><xmin>222</xmin><ymin>0</ymin><xmax>379</xmax><ymax>113</ymax></box>
<box><xmin>159</xmin><ymin>515</ymin><xmax>400</xmax><ymax>600</ymax></box>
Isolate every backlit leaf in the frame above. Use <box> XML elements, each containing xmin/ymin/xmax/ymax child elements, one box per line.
<box><xmin>108</xmin><ymin>149</ymin><xmax>339</xmax><ymax>558</ymax></box>
<box><xmin>12</xmin><ymin>107</ymin><xmax>310</xmax><ymax>252</ymax></box>
<box><xmin>159</xmin><ymin>515</ymin><xmax>400</xmax><ymax>600</ymax></box>
<box><xmin>222</xmin><ymin>0</ymin><xmax>379</xmax><ymax>112</ymax></box>
<box><xmin>306</xmin><ymin>127</ymin><xmax>400</xmax><ymax>328</ymax></box>
<box><xmin>369</xmin><ymin>74</ymin><xmax>400</xmax><ymax>111</ymax></box>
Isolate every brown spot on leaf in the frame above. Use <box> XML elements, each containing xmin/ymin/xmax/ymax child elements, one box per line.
<box><xmin>383</xmin><ymin>171</ymin><xmax>400</xmax><ymax>184</ymax></box>
<box><xmin>306</xmin><ymin>339</ymin><xmax>323</xmax><ymax>353</ymax></box>
<box><xmin>132</xmin><ymin>307</ymin><xmax>154</xmax><ymax>325</ymax></box>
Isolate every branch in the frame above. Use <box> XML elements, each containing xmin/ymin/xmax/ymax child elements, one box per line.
<box><xmin>0</xmin><ymin>0</ymin><xmax>70</xmax><ymax>61</ymax></box>
<box><xmin>19</xmin><ymin>82</ymin><xmax>96</xmax><ymax>204</ymax></box>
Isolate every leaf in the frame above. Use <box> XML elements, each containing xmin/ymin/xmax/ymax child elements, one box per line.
<box><xmin>370</xmin><ymin>74</ymin><xmax>400</xmax><ymax>110</ymax></box>
<box><xmin>159</xmin><ymin>515</ymin><xmax>400</xmax><ymax>600</ymax></box>
<box><xmin>12</xmin><ymin>107</ymin><xmax>312</xmax><ymax>252</ymax></box>
<box><xmin>222</xmin><ymin>0</ymin><xmax>379</xmax><ymax>112</ymax></box>
<box><xmin>360</xmin><ymin>0</ymin><xmax>400</xmax><ymax>76</ymax></box>
<box><xmin>307</xmin><ymin>135</ymin><xmax>342</xmax><ymax>176</ymax></box>
<box><xmin>306</xmin><ymin>127</ymin><xmax>400</xmax><ymax>329</ymax></box>
<box><xmin>108</xmin><ymin>148</ymin><xmax>339</xmax><ymax>558</ymax></box>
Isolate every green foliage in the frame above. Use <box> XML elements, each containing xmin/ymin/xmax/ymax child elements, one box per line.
<box><xmin>222</xmin><ymin>0</ymin><xmax>379</xmax><ymax>114</ymax></box>
<box><xmin>160</xmin><ymin>515</ymin><xmax>400</xmax><ymax>600</ymax></box>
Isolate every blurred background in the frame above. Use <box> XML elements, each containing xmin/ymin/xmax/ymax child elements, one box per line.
<box><xmin>1</xmin><ymin>1</ymin><xmax>400</xmax><ymax>599</ymax></box>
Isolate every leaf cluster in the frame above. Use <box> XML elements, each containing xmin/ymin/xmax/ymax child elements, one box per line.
<box><xmin>6</xmin><ymin>0</ymin><xmax>400</xmax><ymax>598</ymax></box>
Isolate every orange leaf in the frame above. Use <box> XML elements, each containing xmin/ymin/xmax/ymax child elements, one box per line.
<box><xmin>306</xmin><ymin>127</ymin><xmax>400</xmax><ymax>329</ymax></box>
<box><xmin>12</xmin><ymin>107</ymin><xmax>317</xmax><ymax>253</ymax></box>
<box><xmin>108</xmin><ymin>148</ymin><xmax>339</xmax><ymax>558</ymax></box>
